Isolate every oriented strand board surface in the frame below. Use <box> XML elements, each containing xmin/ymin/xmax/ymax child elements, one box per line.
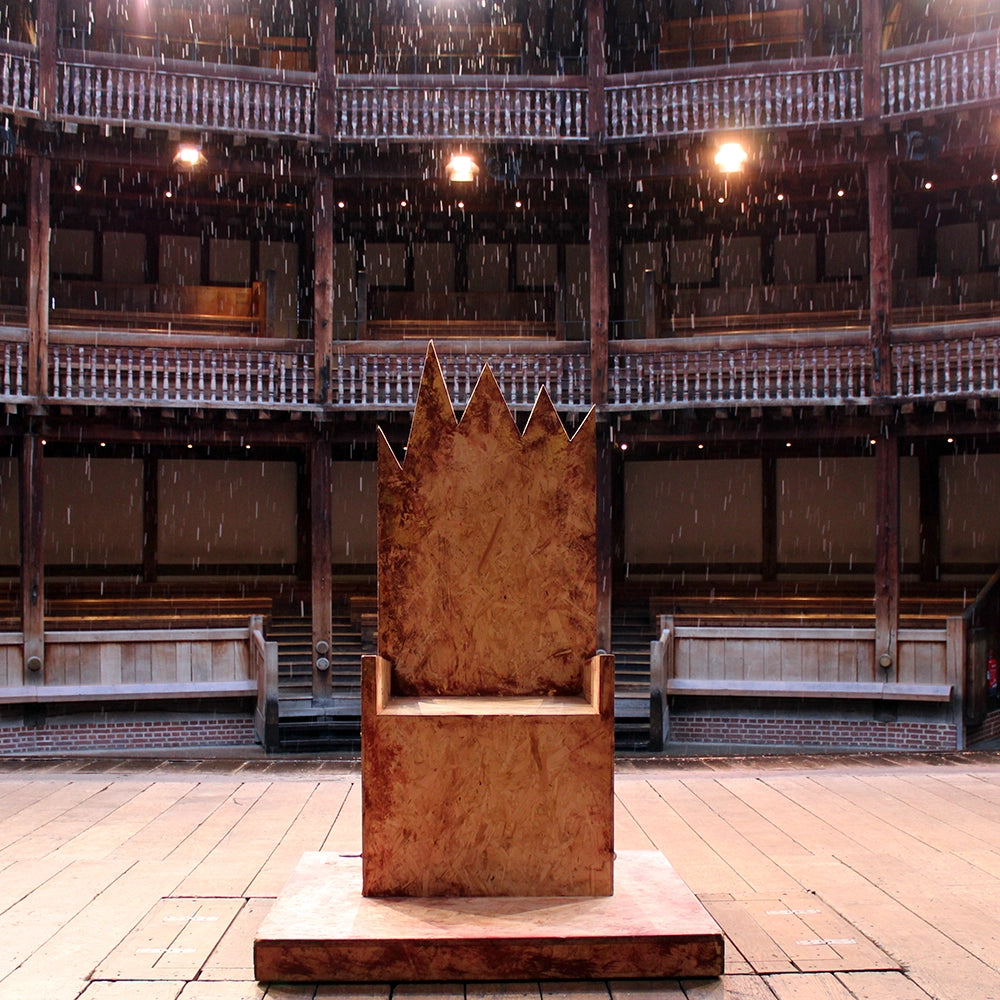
<box><xmin>362</xmin><ymin>656</ymin><xmax>615</xmax><ymax>898</ymax></box>
<box><xmin>377</xmin><ymin>346</ymin><xmax>596</xmax><ymax>697</ymax></box>
<box><xmin>253</xmin><ymin>850</ymin><xmax>724</xmax><ymax>983</ymax></box>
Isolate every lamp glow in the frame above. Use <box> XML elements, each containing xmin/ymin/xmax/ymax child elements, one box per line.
<box><xmin>173</xmin><ymin>143</ymin><xmax>204</xmax><ymax>168</ymax></box>
<box><xmin>446</xmin><ymin>153</ymin><xmax>479</xmax><ymax>183</ymax></box>
<box><xmin>714</xmin><ymin>141</ymin><xmax>748</xmax><ymax>174</ymax></box>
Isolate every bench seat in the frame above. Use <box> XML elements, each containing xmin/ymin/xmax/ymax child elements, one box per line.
<box><xmin>666</xmin><ymin>678</ymin><xmax>953</xmax><ymax>702</ymax></box>
<box><xmin>0</xmin><ymin>680</ymin><xmax>257</xmax><ymax>704</ymax></box>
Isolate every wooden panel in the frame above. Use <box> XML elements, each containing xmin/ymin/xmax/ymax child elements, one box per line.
<box><xmin>133</xmin><ymin>643</ymin><xmax>153</xmax><ymax>684</ymax></box>
<box><xmin>175</xmin><ymin>643</ymin><xmax>192</xmax><ymax>684</ymax></box>
<box><xmin>190</xmin><ymin>642</ymin><xmax>214</xmax><ymax>683</ymax></box>
<box><xmin>210</xmin><ymin>641</ymin><xmax>237</xmax><ymax>682</ymax></box>
<box><xmin>79</xmin><ymin>644</ymin><xmax>101</xmax><ymax>685</ymax></box>
<box><xmin>780</xmin><ymin>640</ymin><xmax>804</xmax><ymax>682</ymax></box>
<box><xmin>100</xmin><ymin>643</ymin><xmax>123</xmax><ymax>685</ymax></box>
<box><xmin>151</xmin><ymin>642</ymin><xmax>177</xmax><ymax>685</ymax></box>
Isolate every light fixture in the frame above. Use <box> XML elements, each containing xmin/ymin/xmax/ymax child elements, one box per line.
<box><xmin>337</xmin><ymin>200</ymin><xmax>346</xmax><ymax>209</ymax></box>
<box><xmin>173</xmin><ymin>143</ymin><xmax>204</xmax><ymax>168</ymax></box>
<box><xmin>837</xmin><ymin>188</ymin><xmax>845</xmax><ymax>198</ymax></box>
<box><xmin>923</xmin><ymin>180</ymin><xmax>933</xmax><ymax>190</ymax></box>
<box><xmin>73</xmin><ymin>179</ymin><xmax>82</xmax><ymax>193</ymax></box>
<box><xmin>165</xmin><ymin>190</ymin><xmax>173</xmax><ymax>199</ymax></box>
<box><xmin>457</xmin><ymin>200</ymin><xmax>465</xmax><ymax>209</ymax></box>
<box><xmin>714</xmin><ymin>141</ymin><xmax>748</xmax><ymax>174</ymax></box>
<box><xmin>619</xmin><ymin>442</ymin><xmax>629</xmax><ymax>451</ymax></box>
<box><xmin>776</xmin><ymin>193</ymin><xmax>785</xmax><ymax>202</ymax></box>
<box><xmin>400</xmin><ymin>199</ymin><xmax>408</xmax><ymax>208</ymax></box>
<box><xmin>514</xmin><ymin>200</ymin><xmax>522</xmax><ymax>208</ymax></box>
<box><xmin>446</xmin><ymin>153</ymin><xmax>479</xmax><ymax>183</ymax></box>
<box><xmin>992</xmin><ymin>171</ymin><xmax>999</xmax><ymax>182</ymax></box>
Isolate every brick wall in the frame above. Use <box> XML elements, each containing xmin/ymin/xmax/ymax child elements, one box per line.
<box><xmin>667</xmin><ymin>714</ymin><xmax>959</xmax><ymax>751</ymax></box>
<box><xmin>967</xmin><ymin>706</ymin><xmax>1000</xmax><ymax>747</ymax></box>
<box><xmin>0</xmin><ymin>715</ymin><xmax>256</xmax><ymax>754</ymax></box>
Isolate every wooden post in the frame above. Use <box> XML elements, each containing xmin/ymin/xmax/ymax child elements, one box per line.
<box><xmin>142</xmin><ymin>456</ymin><xmax>158</xmax><ymax>584</ymax></box>
<box><xmin>37</xmin><ymin>0</ymin><xmax>57</xmax><ymax>120</ymax></box>
<box><xmin>860</xmin><ymin>0</ymin><xmax>884</xmax><ymax>128</ymax></box>
<box><xmin>874</xmin><ymin>422</ymin><xmax>900</xmax><ymax>681</ymax></box>
<box><xmin>867</xmin><ymin>153</ymin><xmax>892</xmax><ymax>395</ymax></box>
<box><xmin>27</xmin><ymin>156</ymin><xmax>50</xmax><ymax>398</ymax></box>
<box><xmin>313</xmin><ymin>173</ymin><xmax>334</xmax><ymax>404</ymax></box>
<box><xmin>586</xmin><ymin>0</ymin><xmax>606</xmax><ymax>144</ymax></box>
<box><xmin>589</xmin><ymin>172</ymin><xmax>610</xmax><ymax>406</ymax></box>
<box><xmin>316</xmin><ymin>0</ymin><xmax>338</xmax><ymax>136</ymax></box>
<box><xmin>20</xmin><ymin>432</ymin><xmax>44</xmax><ymax>683</ymax></box>
<box><xmin>310</xmin><ymin>439</ymin><xmax>334</xmax><ymax>702</ymax></box>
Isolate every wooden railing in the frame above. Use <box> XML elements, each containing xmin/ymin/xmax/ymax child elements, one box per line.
<box><xmin>330</xmin><ymin>75</ymin><xmax>588</xmax><ymax>142</ymax></box>
<box><xmin>608</xmin><ymin>330</ymin><xmax>872</xmax><ymax>409</ymax></box>
<box><xmin>330</xmin><ymin>342</ymin><xmax>591</xmax><ymax>410</ymax></box>
<box><xmin>56</xmin><ymin>49</ymin><xmax>317</xmax><ymax>138</ymax></box>
<box><xmin>0</xmin><ymin>41</ymin><xmax>35</xmax><ymax>116</ymax></box>
<box><xmin>48</xmin><ymin>330</ymin><xmax>314</xmax><ymax>409</ymax></box>
<box><xmin>2</xmin><ymin>33</ymin><xmax>998</xmax><ymax>140</ymax></box>
<box><xmin>0</xmin><ymin>328</ymin><xmax>28</xmax><ymax>402</ymax></box>
<box><xmin>890</xmin><ymin>322</ymin><xmax>1000</xmax><ymax>401</ymax></box>
<box><xmin>883</xmin><ymin>31</ymin><xmax>1000</xmax><ymax>120</ymax></box>
<box><xmin>606</xmin><ymin>56</ymin><xmax>862</xmax><ymax>139</ymax></box>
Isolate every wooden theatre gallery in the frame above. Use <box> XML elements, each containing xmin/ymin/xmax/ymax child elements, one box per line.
<box><xmin>253</xmin><ymin>345</ymin><xmax>724</xmax><ymax>982</ymax></box>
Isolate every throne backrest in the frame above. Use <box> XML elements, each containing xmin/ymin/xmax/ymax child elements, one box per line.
<box><xmin>377</xmin><ymin>344</ymin><xmax>597</xmax><ymax>697</ymax></box>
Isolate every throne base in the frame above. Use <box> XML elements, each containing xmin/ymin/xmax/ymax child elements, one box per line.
<box><xmin>254</xmin><ymin>850</ymin><xmax>724</xmax><ymax>983</ymax></box>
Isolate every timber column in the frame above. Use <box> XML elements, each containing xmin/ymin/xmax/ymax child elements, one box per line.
<box><xmin>310</xmin><ymin>439</ymin><xmax>334</xmax><ymax>701</ymax></box>
<box><xmin>20</xmin><ymin>432</ymin><xmax>44</xmax><ymax>683</ymax></box>
<box><xmin>313</xmin><ymin>172</ymin><xmax>335</xmax><ymax>404</ymax></box>
<box><xmin>863</xmin><ymin>0</ymin><xmax>900</xmax><ymax>674</ymax></box>
<box><xmin>27</xmin><ymin>156</ymin><xmax>50</xmax><ymax>398</ymax></box>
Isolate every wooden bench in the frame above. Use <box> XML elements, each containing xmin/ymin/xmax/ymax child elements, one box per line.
<box><xmin>44</xmin><ymin>596</ymin><xmax>272</xmax><ymax>631</ymax></box>
<box><xmin>377</xmin><ymin>23</ymin><xmax>523</xmax><ymax>73</ymax></box>
<box><xmin>659</xmin><ymin>8</ymin><xmax>805</xmax><ymax>67</ymax></box>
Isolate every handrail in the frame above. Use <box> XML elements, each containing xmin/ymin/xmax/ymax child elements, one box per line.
<box><xmin>250</xmin><ymin>615</ymin><xmax>280</xmax><ymax>752</ymax></box>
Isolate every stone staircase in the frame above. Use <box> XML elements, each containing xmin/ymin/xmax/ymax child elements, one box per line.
<box><xmin>268</xmin><ymin>607</ymin><xmax>654</xmax><ymax>752</ymax></box>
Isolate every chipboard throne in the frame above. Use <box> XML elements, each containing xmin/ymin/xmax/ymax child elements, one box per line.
<box><xmin>254</xmin><ymin>345</ymin><xmax>723</xmax><ymax>983</ymax></box>
<box><xmin>362</xmin><ymin>343</ymin><xmax>614</xmax><ymax>898</ymax></box>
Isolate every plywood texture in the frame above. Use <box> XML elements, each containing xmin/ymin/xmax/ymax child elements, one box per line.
<box><xmin>254</xmin><ymin>851</ymin><xmax>723</xmax><ymax>983</ymax></box>
<box><xmin>377</xmin><ymin>344</ymin><xmax>596</xmax><ymax>697</ymax></box>
<box><xmin>365</xmin><ymin>344</ymin><xmax>612</xmax><ymax>899</ymax></box>
<box><xmin>362</xmin><ymin>654</ymin><xmax>614</xmax><ymax>897</ymax></box>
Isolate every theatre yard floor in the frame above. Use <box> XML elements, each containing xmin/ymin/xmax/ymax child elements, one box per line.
<box><xmin>0</xmin><ymin>750</ymin><xmax>998</xmax><ymax>1000</ymax></box>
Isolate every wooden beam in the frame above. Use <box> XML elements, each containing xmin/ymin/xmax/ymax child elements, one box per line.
<box><xmin>36</xmin><ymin>0</ymin><xmax>57</xmax><ymax>120</ymax></box>
<box><xmin>20</xmin><ymin>433</ymin><xmax>44</xmax><ymax>684</ymax></box>
<box><xmin>310</xmin><ymin>439</ymin><xmax>334</xmax><ymax>701</ymax></box>
<box><xmin>874</xmin><ymin>422</ymin><xmax>900</xmax><ymax>680</ymax></box>
<box><xmin>589</xmin><ymin>171</ymin><xmax>609</xmax><ymax>407</ymax></box>
<box><xmin>867</xmin><ymin>153</ymin><xmax>892</xmax><ymax>395</ymax></box>
<box><xmin>313</xmin><ymin>173</ymin><xmax>335</xmax><ymax>404</ymax></box>
<box><xmin>586</xmin><ymin>0</ymin><xmax>606</xmax><ymax>143</ymax></box>
<box><xmin>27</xmin><ymin>156</ymin><xmax>50</xmax><ymax>398</ymax></box>
<box><xmin>316</xmin><ymin>0</ymin><xmax>337</xmax><ymax>136</ymax></box>
<box><xmin>860</xmin><ymin>0</ymin><xmax>884</xmax><ymax>128</ymax></box>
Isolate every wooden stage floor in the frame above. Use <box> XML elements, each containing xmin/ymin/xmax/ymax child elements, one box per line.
<box><xmin>0</xmin><ymin>750</ymin><xmax>998</xmax><ymax>1000</ymax></box>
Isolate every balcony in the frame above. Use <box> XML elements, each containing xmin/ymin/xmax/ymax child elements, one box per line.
<box><xmin>3</xmin><ymin>30</ymin><xmax>999</xmax><ymax>143</ymax></box>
